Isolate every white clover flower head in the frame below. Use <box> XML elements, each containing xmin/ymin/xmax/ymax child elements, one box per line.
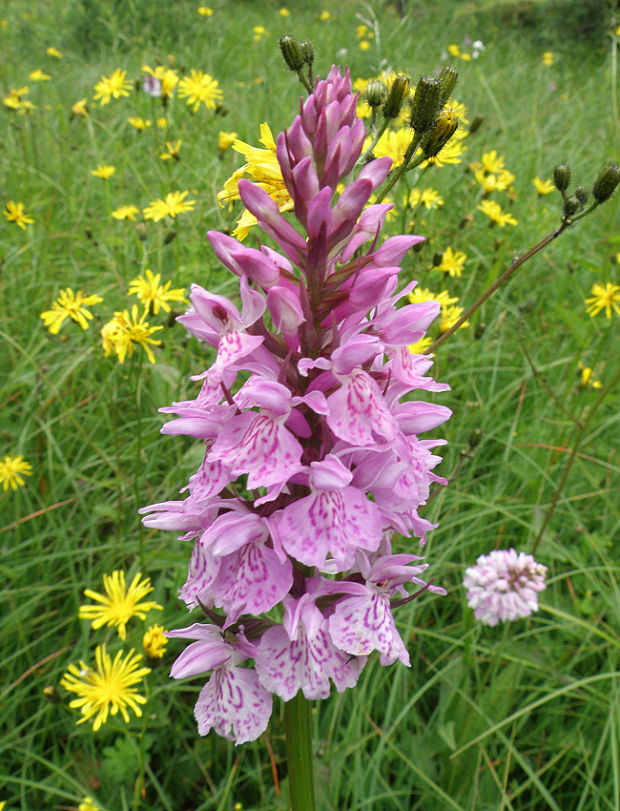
<box><xmin>463</xmin><ymin>548</ymin><xmax>547</xmax><ymax>626</ymax></box>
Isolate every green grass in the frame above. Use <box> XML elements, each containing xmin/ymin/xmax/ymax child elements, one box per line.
<box><xmin>1</xmin><ymin>0</ymin><xmax>619</xmax><ymax>809</ymax></box>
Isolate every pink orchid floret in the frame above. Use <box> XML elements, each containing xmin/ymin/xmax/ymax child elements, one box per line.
<box><xmin>142</xmin><ymin>66</ymin><xmax>451</xmax><ymax>744</ymax></box>
<box><xmin>463</xmin><ymin>548</ymin><xmax>547</xmax><ymax>626</ymax></box>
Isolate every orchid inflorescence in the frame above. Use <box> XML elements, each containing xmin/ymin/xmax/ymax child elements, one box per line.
<box><xmin>140</xmin><ymin>66</ymin><xmax>452</xmax><ymax>744</ymax></box>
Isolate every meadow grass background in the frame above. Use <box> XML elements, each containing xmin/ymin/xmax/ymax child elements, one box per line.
<box><xmin>1</xmin><ymin>0</ymin><xmax>619</xmax><ymax>809</ymax></box>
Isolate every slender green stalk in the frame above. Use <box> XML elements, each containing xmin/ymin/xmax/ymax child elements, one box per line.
<box><xmin>284</xmin><ymin>692</ymin><xmax>316</xmax><ymax>811</ymax></box>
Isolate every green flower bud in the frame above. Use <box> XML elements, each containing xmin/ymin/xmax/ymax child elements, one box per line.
<box><xmin>553</xmin><ymin>163</ymin><xmax>571</xmax><ymax>192</ymax></box>
<box><xmin>469</xmin><ymin>114</ymin><xmax>483</xmax><ymax>134</ymax></box>
<box><xmin>366</xmin><ymin>80</ymin><xmax>387</xmax><ymax>108</ymax></box>
<box><xmin>437</xmin><ymin>66</ymin><xmax>458</xmax><ymax>105</ymax></box>
<box><xmin>164</xmin><ymin>229</ymin><xmax>177</xmax><ymax>245</ymax></box>
<box><xmin>299</xmin><ymin>40</ymin><xmax>315</xmax><ymax>66</ymax></box>
<box><xmin>136</xmin><ymin>222</ymin><xmax>147</xmax><ymax>241</ymax></box>
<box><xmin>468</xmin><ymin>427</ymin><xmax>482</xmax><ymax>447</ymax></box>
<box><xmin>563</xmin><ymin>196</ymin><xmax>580</xmax><ymax>218</ymax></box>
<box><xmin>422</xmin><ymin>110</ymin><xmax>458</xmax><ymax>157</ymax></box>
<box><xmin>383</xmin><ymin>74</ymin><xmax>410</xmax><ymax>120</ymax></box>
<box><xmin>432</xmin><ymin>250</ymin><xmax>444</xmax><ymax>266</ymax></box>
<box><xmin>574</xmin><ymin>185</ymin><xmax>589</xmax><ymax>206</ymax></box>
<box><xmin>279</xmin><ymin>36</ymin><xmax>305</xmax><ymax>72</ymax></box>
<box><xmin>410</xmin><ymin>76</ymin><xmax>442</xmax><ymax>133</ymax></box>
<box><xmin>592</xmin><ymin>163</ymin><xmax>620</xmax><ymax>203</ymax></box>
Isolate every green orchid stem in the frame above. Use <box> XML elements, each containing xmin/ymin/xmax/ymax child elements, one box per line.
<box><xmin>284</xmin><ymin>692</ymin><xmax>316</xmax><ymax>811</ymax></box>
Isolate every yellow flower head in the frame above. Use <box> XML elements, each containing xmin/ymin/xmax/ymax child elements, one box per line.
<box><xmin>252</xmin><ymin>25</ymin><xmax>268</xmax><ymax>41</ymax></box>
<box><xmin>365</xmin><ymin>127</ymin><xmax>412</xmax><ymax>169</ymax></box>
<box><xmin>218</xmin><ymin>130</ymin><xmax>238</xmax><ymax>151</ymax></box>
<box><xmin>91</xmin><ymin>165</ymin><xmax>116</xmax><ymax>179</ymax></box>
<box><xmin>471</xmin><ymin>150</ymin><xmax>505</xmax><ymax>175</ymax></box>
<box><xmin>78</xmin><ymin>797</ymin><xmax>101</xmax><ymax>811</ymax></box>
<box><xmin>128</xmin><ymin>116</ymin><xmax>151</xmax><ymax>131</ymax></box>
<box><xmin>3</xmin><ymin>200</ymin><xmax>34</xmax><ymax>229</ymax></box>
<box><xmin>112</xmin><ymin>205</ymin><xmax>140</xmax><ymax>221</ymax></box>
<box><xmin>157</xmin><ymin>117</ymin><xmax>168</xmax><ymax>129</ymax></box>
<box><xmin>578</xmin><ymin>361</ymin><xmax>602</xmax><ymax>389</ymax></box>
<box><xmin>47</xmin><ymin>46</ymin><xmax>63</xmax><ymax>58</ymax></box>
<box><xmin>437</xmin><ymin>246</ymin><xmax>467</xmax><ymax>278</ymax></box>
<box><xmin>159</xmin><ymin>139</ymin><xmax>182</xmax><ymax>161</ymax></box>
<box><xmin>197</xmin><ymin>6</ymin><xmax>213</xmax><ymax>15</ymax></box>
<box><xmin>93</xmin><ymin>68</ymin><xmax>132</xmax><ymax>105</ymax></box>
<box><xmin>418</xmin><ymin>127</ymin><xmax>468</xmax><ymax>168</ymax></box>
<box><xmin>143</xmin><ymin>624</ymin><xmax>168</xmax><ymax>659</ymax></box>
<box><xmin>0</xmin><ymin>455</ymin><xmax>33</xmax><ymax>491</ymax></box>
<box><xmin>29</xmin><ymin>69</ymin><xmax>51</xmax><ymax>81</ymax></box>
<box><xmin>79</xmin><ymin>570</ymin><xmax>162</xmax><ymax>639</ymax></box>
<box><xmin>128</xmin><ymin>269</ymin><xmax>187</xmax><ymax>314</ymax></box>
<box><xmin>584</xmin><ymin>282</ymin><xmax>620</xmax><ymax>319</ymax></box>
<box><xmin>474</xmin><ymin>167</ymin><xmax>515</xmax><ymax>194</ymax></box>
<box><xmin>440</xmin><ymin>304</ymin><xmax>469</xmax><ymax>333</ymax></box>
<box><xmin>143</xmin><ymin>190</ymin><xmax>196</xmax><ymax>222</ymax></box>
<box><xmin>178</xmin><ymin>69</ymin><xmax>222</xmax><ymax>112</ymax></box>
<box><xmin>542</xmin><ymin>51</ymin><xmax>554</xmax><ymax>66</ymax></box>
<box><xmin>320</xmin><ymin>10</ymin><xmax>331</xmax><ymax>20</ymax></box>
<box><xmin>279</xmin><ymin>7</ymin><xmax>291</xmax><ymax>16</ymax></box>
<box><xmin>142</xmin><ymin>65</ymin><xmax>179</xmax><ymax>97</ymax></box>
<box><xmin>61</xmin><ymin>644</ymin><xmax>151</xmax><ymax>731</ymax></box>
<box><xmin>407</xmin><ymin>188</ymin><xmax>444</xmax><ymax>209</ymax></box>
<box><xmin>40</xmin><ymin>288</ymin><xmax>103</xmax><ymax>334</ymax></box>
<box><xmin>532</xmin><ymin>176</ymin><xmax>555</xmax><ymax>195</ymax></box>
<box><xmin>477</xmin><ymin>199</ymin><xmax>518</xmax><ymax>226</ymax></box>
<box><xmin>218</xmin><ymin>123</ymin><xmax>293</xmax><ymax>239</ymax></box>
<box><xmin>101</xmin><ymin>306</ymin><xmax>164</xmax><ymax>364</ymax></box>
<box><xmin>72</xmin><ymin>98</ymin><xmax>89</xmax><ymax>117</ymax></box>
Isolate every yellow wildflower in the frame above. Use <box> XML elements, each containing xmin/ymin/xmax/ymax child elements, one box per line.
<box><xmin>218</xmin><ymin>130</ymin><xmax>238</xmax><ymax>151</ymax></box>
<box><xmin>4</xmin><ymin>86</ymin><xmax>34</xmax><ymax>113</ymax></box>
<box><xmin>437</xmin><ymin>247</ymin><xmax>467</xmax><ymax>278</ymax></box>
<box><xmin>3</xmin><ymin>200</ymin><xmax>34</xmax><ymax>229</ymax></box>
<box><xmin>197</xmin><ymin>6</ymin><xmax>213</xmax><ymax>15</ymax></box>
<box><xmin>79</xmin><ymin>570</ymin><xmax>162</xmax><ymax>639</ymax></box>
<box><xmin>477</xmin><ymin>199</ymin><xmax>518</xmax><ymax>226</ymax></box>
<box><xmin>143</xmin><ymin>190</ymin><xmax>196</xmax><ymax>222</ymax></box>
<box><xmin>542</xmin><ymin>51</ymin><xmax>554</xmax><ymax>66</ymax></box>
<box><xmin>128</xmin><ymin>268</ymin><xmax>187</xmax><ymax>314</ymax></box>
<box><xmin>279</xmin><ymin>7</ymin><xmax>291</xmax><ymax>16</ymax></box>
<box><xmin>408</xmin><ymin>335</ymin><xmax>433</xmax><ymax>354</ymax></box>
<box><xmin>407</xmin><ymin>188</ymin><xmax>444</xmax><ymax>209</ymax></box>
<box><xmin>448</xmin><ymin>44</ymin><xmax>461</xmax><ymax>57</ymax></box>
<box><xmin>359</xmin><ymin>40</ymin><xmax>371</xmax><ymax>51</ymax></box>
<box><xmin>319</xmin><ymin>10</ymin><xmax>331</xmax><ymax>20</ymax></box>
<box><xmin>253</xmin><ymin>25</ymin><xmax>268</xmax><ymax>41</ymax></box>
<box><xmin>0</xmin><ymin>455</ymin><xmax>33</xmax><ymax>491</ymax></box>
<box><xmin>533</xmin><ymin>176</ymin><xmax>555</xmax><ymax>195</ymax></box>
<box><xmin>440</xmin><ymin>304</ymin><xmax>469</xmax><ymax>332</ymax></box>
<box><xmin>471</xmin><ymin>150</ymin><xmax>505</xmax><ymax>175</ymax></box>
<box><xmin>91</xmin><ymin>165</ymin><xmax>115</xmax><ymax>179</ymax></box>
<box><xmin>101</xmin><ymin>306</ymin><xmax>163</xmax><ymax>364</ymax></box>
<box><xmin>142</xmin><ymin>65</ymin><xmax>179</xmax><ymax>98</ymax></box>
<box><xmin>474</xmin><ymin>167</ymin><xmax>515</xmax><ymax>194</ymax></box>
<box><xmin>93</xmin><ymin>68</ymin><xmax>132</xmax><ymax>105</ymax></box>
<box><xmin>29</xmin><ymin>69</ymin><xmax>51</xmax><ymax>81</ymax></box>
<box><xmin>178</xmin><ymin>69</ymin><xmax>222</xmax><ymax>112</ymax></box>
<box><xmin>157</xmin><ymin>117</ymin><xmax>168</xmax><ymax>129</ymax></box>
<box><xmin>61</xmin><ymin>644</ymin><xmax>150</xmax><ymax>731</ymax></box>
<box><xmin>143</xmin><ymin>624</ymin><xmax>168</xmax><ymax>659</ymax></box>
<box><xmin>218</xmin><ymin>123</ymin><xmax>293</xmax><ymax>239</ymax></box>
<box><xmin>578</xmin><ymin>361</ymin><xmax>602</xmax><ymax>389</ymax></box>
<box><xmin>72</xmin><ymin>98</ymin><xmax>88</xmax><ymax>117</ymax></box>
<box><xmin>40</xmin><ymin>288</ymin><xmax>103</xmax><ymax>334</ymax></box>
<box><xmin>78</xmin><ymin>797</ymin><xmax>101</xmax><ymax>811</ymax></box>
<box><xmin>128</xmin><ymin>116</ymin><xmax>151</xmax><ymax>130</ymax></box>
<box><xmin>47</xmin><ymin>46</ymin><xmax>63</xmax><ymax>58</ymax></box>
<box><xmin>367</xmin><ymin>127</ymin><xmax>412</xmax><ymax>168</ymax></box>
<box><xmin>112</xmin><ymin>205</ymin><xmax>140</xmax><ymax>221</ymax></box>
<box><xmin>584</xmin><ymin>282</ymin><xmax>620</xmax><ymax>319</ymax></box>
<box><xmin>159</xmin><ymin>139</ymin><xmax>182</xmax><ymax>161</ymax></box>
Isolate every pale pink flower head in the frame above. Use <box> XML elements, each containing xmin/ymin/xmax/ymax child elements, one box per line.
<box><xmin>463</xmin><ymin>549</ymin><xmax>547</xmax><ymax>626</ymax></box>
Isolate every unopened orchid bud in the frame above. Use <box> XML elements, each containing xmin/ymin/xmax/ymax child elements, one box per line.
<box><xmin>592</xmin><ymin>163</ymin><xmax>620</xmax><ymax>203</ymax></box>
<box><xmin>553</xmin><ymin>163</ymin><xmax>571</xmax><ymax>192</ymax></box>
<box><xmin>367</xmin><ymin>80</ymin><xmax>387</xmax><ymax>108</ymax></box>
<box><xmin>410</xmin><ymin>75</ymin><xmax>442</xmax><ymax>133</ymax></box>
<box><xmin>383</xmin><ymin>74</ymin><xmax>410</xmax><ymax>120</ymax></box>
<box><xmin>279</xmin><ymin>35</ymin><xmax>305</xmax><ymax>72</ymax></box>
<box><xmin>422</xmin><ymin>110</ymin><xmax>458</xmax><ymax>157</ymax></box>
<box><xmin>437</xmin><ymin>66</ymin><xmax>458</xmax><ymax>105</ymax></box>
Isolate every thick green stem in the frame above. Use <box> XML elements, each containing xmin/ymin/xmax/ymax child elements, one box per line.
<box><xmin>284</xmin><ymin>692</ymin><xmax>316</xmax><ymax>811</ymax></box>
